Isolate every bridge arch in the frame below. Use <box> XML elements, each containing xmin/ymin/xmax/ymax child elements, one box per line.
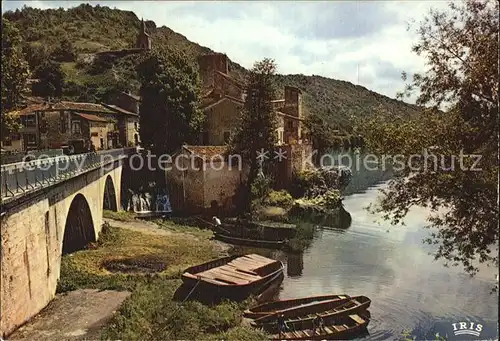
<box><xmin>62</xmin><ymin>194</ymin><xmax>95</xmax><ymax>255</ymax></box>
<box><xmin>103</xmin><ymin>175</ymin><xmax>118</xmax><ymax>212</ymax></box>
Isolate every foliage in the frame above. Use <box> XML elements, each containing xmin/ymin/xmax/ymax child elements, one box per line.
<box><xmin>51</xmin><ymin>35</ymin><xmax>77</xmax><ymax>62</ymax></box>
<box><xmin>103</xmin><ymin>210</ymin><xmax>136</xmax><ymax>222</ymax></box>
<box><xmin>264</xmin><ymin>190</ymin><xmax>294</xmax><ymax>208</ymax></box>
<box><xmin>358</xmin><ymin>0</ymin><xmax>499</xmax><ymax>276</ymax></box>
<box><xmin>137</xmin><ymin>47</ymin><xmax>203</xmax><ymax>155</ymax></box>
<box><xmin>291</xmin><ymin>167</ymin><xmax>343</xmax><ymax>198</ymax></box>
<box><xmin>1</xmin><ymin>18</ymin><xmax>29</xmax><ymax>136</ymax></box>
<box><xmin>231</xmin><ymin>58</ymin><xmax>278</xmax><ymax>211</ymax></box>
<box><xmin>32</xmin><ymin>60</ymin><xmax>65</xmax><ymax>98</ymax></box>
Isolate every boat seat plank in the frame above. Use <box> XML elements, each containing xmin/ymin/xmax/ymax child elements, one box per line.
<box><xmin>226</xmin><ymin>265</ymin><xmax>259</xmax><ymax>275</ymax></box>
<box><xmin>215</xmin><ymin>268</ymin><xmax>260</xmax><ymax>281</ymax></box>
<box><xmin>303</xmin><ymin>330</ymin><xmax>312</xmax><ymax>337</ymax></box>
<box><xmin>243</xmin><ymin>255</ymin><xmax>274</xmax><ymax>263</ymax></box>
<box><xmin>204</xmin><ymin>272</ymin><xmax>247</xmax><ymax>285</ymax></box>
<box><xmin>324</xmin><ymin>327</ymin><xmax>334</xmax><ymax>334</ymax></box>
<box><xmin>193</xmin><ymin>275</ymin><xmax>230</xmax><ymax>286</ymax></box>
<box><xmin>349</xmin><ymin>314</ymin><xmax>365</xmax><ymax>324</ymax></box>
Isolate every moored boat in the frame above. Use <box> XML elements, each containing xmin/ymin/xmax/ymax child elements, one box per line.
<box><xmin>181</xmin><ymin>254</ymin><xmax>284</xmax><ymax>301</ymax></box>
<box><xmin>269</xmin><ymin>310</ymin><xmax>371</xmax><ymax>340</ymax></box>
<box><xmin>244</xmin><ymin>294</ymin><xmax>350</xmax><ymax>319</ymax></box>
<box><xmin>252</xmin><ymin>296</ymin><xmax>371</xmax><ymax>332</ymax></box>
<box><xmin>253</xmin><ymin>296</ymin><xmax>354</xmax><ymax>324</ymax></box>
<box><xmin>214</xmin><ymin>232</ymin><xmax>287</xmax><ymax>249</ymax></box>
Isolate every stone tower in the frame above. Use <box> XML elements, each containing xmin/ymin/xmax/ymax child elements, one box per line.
<box><xmin>136</xmin><ymin>19</ymin><xmax>152</xmax><ymax>50</ymax></box>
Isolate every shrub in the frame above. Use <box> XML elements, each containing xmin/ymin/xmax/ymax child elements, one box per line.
<box><xmin>264</xmin><ymin>190</ymin><xmax>293</xmax><ymax>208</ymax></box>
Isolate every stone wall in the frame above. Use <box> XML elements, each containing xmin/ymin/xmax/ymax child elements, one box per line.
<box><xmin>205</xmin><ymin>100</ymin><xmax>242</xmax><ymax>145</ymax></box>
<box><xmin>0</xmin><ymin>164</ymin><xmax>122</xmax><ymax>337</ymax></box>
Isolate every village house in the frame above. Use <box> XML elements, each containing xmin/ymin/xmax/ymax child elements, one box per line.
<box><xmin>1</xmin><ymin>100</ymin><xmax>140</xmax><ymax>152</ymax></box>
<box><xmin>166</xmin><ymin>145</ymin><xmax>249</xmax><ymax>214</ymax></box>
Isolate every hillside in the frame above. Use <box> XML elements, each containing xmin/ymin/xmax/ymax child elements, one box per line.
<box><xmin>3</xmin><ymin>4</ymin><xmax>420</xmax><ymax>135</ymax></box>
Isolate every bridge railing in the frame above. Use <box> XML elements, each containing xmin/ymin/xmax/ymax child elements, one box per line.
<box><xmin>0</xmin><ymin>148</ymin><xmax>136</xmax><ymax>202</ymax></box>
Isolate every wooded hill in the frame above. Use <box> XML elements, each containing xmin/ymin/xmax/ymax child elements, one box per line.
<box><xmin>3</xmin><ymin>4</ymin><xmax>420</xmax><ymax>138</ymax></box>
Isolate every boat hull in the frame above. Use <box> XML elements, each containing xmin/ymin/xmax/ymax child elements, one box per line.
<box><xmin>181</xmin><ymin>255</ymin><xmax>285</xmax><ymax>302</ymax></box>
<box><xmin>214</xmin><ymin>232</ymin><xmax>286</xmax><ymax>249</ymax></box>
<box><xmin>244</xmin><ymin>294</ymin><xmax>350</xmax><ymax>319</ymax></box>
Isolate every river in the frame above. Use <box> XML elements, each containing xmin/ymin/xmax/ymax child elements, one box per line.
<box><xmin>230</xmin><ymin>176</ymin><xmax>498</xmax><ymax>339</ymax></box>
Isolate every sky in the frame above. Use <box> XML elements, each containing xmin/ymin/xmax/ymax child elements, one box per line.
<box><xmin>2</xmin><ymin>1</ymin><xmax>452</xmax><ymax>103</ymax></box>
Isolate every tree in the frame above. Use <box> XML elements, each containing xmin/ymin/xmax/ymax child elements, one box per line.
<box><xmin>137</xmin><ymin>48</ymin><xmax>203</xmax><ymax>156</ymax></box>
<box><xmin>231</xmin><ymin>58</ymin><xmax>278</xmax><ymax>211</ymax></box>
<box><xmin>1</xmin><ymin>18</ymin><xmax>29</xmax><ymax>136</ymax></box>
<box><xmin>358</xmin><ymin>0</ymin><xmax>498</xmax><ymax>277</ymax></box>
<box><xmin>51</xmin><ymin>36</ymin><xmax>77</xmax><ymax>62</ymax></box>
<box><xmin>32</xmin><ymin>60</ymin><xmax>65</xmax><ymax>99</ymax></box>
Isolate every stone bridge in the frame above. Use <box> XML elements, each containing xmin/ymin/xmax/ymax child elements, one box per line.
<box><xmin>0</xmin><ymin>148</ymin><xmax>135</xmax><ymax>337</ymax></box>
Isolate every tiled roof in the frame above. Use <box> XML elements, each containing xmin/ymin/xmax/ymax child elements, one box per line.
<box><xmin>102</xmin><ymin>104</ymin><xmax>138</xmax><ymax>116</ymax></box>
<box><xmin>183</xmin><ymin>145</ymin><xmax>228</xmax><ymax>160</ymax></box>
<box><xmin>276</xmin><ymin>111</ymin><xmax>304</xmax><ymax>121</ymax></box>
<box><xmin>215</xmin><ymin>70</ymin><xmax>244</xmax><ymax>88</ymax></box>
<box><xmin>201</xmin><ymin>95</ymin><xmax>243</xmax><ymax>111</ymax></box>
<box><xmin>73</xmin><ymin>113</ymin><xmax>109</xmax><ymax>123</ymax></box>
<box><xmin>120</xmin><ymin>91</ymin><xmax>142</xmax><ymax>102</ymax></box>
<box><xmin>16</xmin><ymin>103</ymin><xmax>51</xmax><ymax>116</ymax></box>
<box><xmin>52</xmin><ymin>101</ymin><xmax>115</xmax><ymax>113</ymax></box>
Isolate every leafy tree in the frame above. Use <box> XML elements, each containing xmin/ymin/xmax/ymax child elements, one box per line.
<box><xmin>137</xmin><ymin>48</ymin><xmax>203</xmax><ymax>155</ymax></box>
<box><xmin>32</xmin><ymin>60</ymin><xmax>65</xmax><ymax>99</ymax></box>
<box><xmin>1</xmin><ymin>18</ymin><xmax>29</xmax><ymax>136</ymax></box>
<box><xmin>358</xmin><ymin>0</ymin><xmax>498</xmax><ymax>277</ymax></box>
<box><xmin>231</xmin><ymin>58</ymin><xmax>278</xmax><ymax>211</ymax></box>
<box><xmin>51</xmin><ymin>35</ymin><xmax>77</xmax><ymax>62</ymax></box>
<box><xmin>22</xmin><ymin>43</ymin><xmax>50</xmax><ymax>70</ymax></box>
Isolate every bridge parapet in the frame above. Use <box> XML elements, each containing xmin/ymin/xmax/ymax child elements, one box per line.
<box><xmin>0</xmin><ymin>148</ymin><xmax>135</xmax><ymax>204</ymax></box>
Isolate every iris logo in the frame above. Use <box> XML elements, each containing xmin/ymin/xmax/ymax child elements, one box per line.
<box><xmin>451</xmin><ymin>321</ymin><xmax>483</xmax><ymax>337</ymax></box>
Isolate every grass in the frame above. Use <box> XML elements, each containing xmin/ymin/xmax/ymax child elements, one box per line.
<box><xmin>57</xmin><ymin>222</ymin><xmax>268</xmax><ymax>340</ymax></box>
<box><xmin>103</xmin><ymin>209</ymin><xmax>137</xmax><ymax>222</ymax></box>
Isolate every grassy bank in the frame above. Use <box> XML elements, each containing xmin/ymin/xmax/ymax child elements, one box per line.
<box><xmin>58</xmin><ymin>221</ymin><xmax>269</xmax><ymax>340</ymax></box>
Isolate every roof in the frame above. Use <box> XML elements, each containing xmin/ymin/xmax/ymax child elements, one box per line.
<box><xmin>201</xmin><ymin>95</ymin><xmax>243</xmax><ymax>111</ymax></box>
<box><xmin>215</xmin><ymin>70</ymin><xmax>244</xmax><ymax>88</ymax></box>
<box><xmin>276</xmin><ymin>111</ymin><xmax>304</xmax><ymax>121</ymax></box>
<box><xmin>102</xmin><ymin>104</ymin><xmax>139</xmax><ymax>116</ymax></box>
<box><xmin>53</xmin><ymin>101</ymin><xmax>115</xmax><ymax>114</ymax></box>
<box><xmin>16</xmin><ymin>103</ymin><xmax>50</xmax><ymax>116</ymax></box>
<box><xmin>182</xmin><ymin>145</ymin><xmax>228</xmax><ymax>161</ymax></box>
<box><xmin>73</xmin><ymin>113</ymin><xmax>109</xmax><ymax>123</ymax></box>
<box><xmin>120</xmin><ymin>91</ymin><xmax>142</xmax><ymax>102</ymax></box>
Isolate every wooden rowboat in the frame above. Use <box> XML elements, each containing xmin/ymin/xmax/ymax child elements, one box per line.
<box><xmin>252</xmin><ymin>296</ymin><xmax>371</xmax><ymax>332</ymax></box>
<box><xmin>253</xmin><ymin>296</ymin><xmax>354</xmax><ymax>324</ymax></box>
<box><xmin>214</xmin><ymin>232</ymin><xmax>287</xmax><ymax>249</ymax></box>
<box><xmin>181</xmin><ymin>254</ymin><xmax>284</xmax><ymax>301</ymax></box>
<box><xmin>244</xmin><ymin>294</ymin><xmax>350</xmax><ymax>319</ymax></box>
<box><xmin>269</xmin><ymin>311</ymin><xmax>371</xmax><ymax>340</ymax></box>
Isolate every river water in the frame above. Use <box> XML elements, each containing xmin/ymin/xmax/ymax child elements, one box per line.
<box><xmin>230</xmin><ymin>168</ymin><xmax>499</xmax><ymax>339</ymax></box>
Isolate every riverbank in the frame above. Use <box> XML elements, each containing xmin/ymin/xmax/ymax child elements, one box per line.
<box><xmin>52</xmin><ymin>216</ymin><xmax>269</xmax><ymax>340</ymax></box>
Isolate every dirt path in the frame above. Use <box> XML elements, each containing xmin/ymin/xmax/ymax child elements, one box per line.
<box><xmin>8</xmin><ymin>289</ymin><xmax>130</xmax><ymax>341</ymax></box>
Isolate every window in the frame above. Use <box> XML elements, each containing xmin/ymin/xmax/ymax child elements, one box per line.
<box><xmin>287</xmin><ymin>120</ymin><xmax>294</xmax><ymax>129</ymax></box>
<box><xmin>25</xmin><ymin>114</ymin><xmax>36</xmax><ymax>128</ymax></box>
<box><xmin>60</xmin><ymin>112</ymin><xmax>68</xmax><ymax>133</ymax></box>
<box><xmin>223</xmin><ymin>131</ymin><xmax>231</xmax><ymax>143</ymax></box>
<box><xmin>3</xmin><ymin>138</ymin><xmax>12</xmax><ymax>146</ymax></box>
<box><xmin>25</xmin><ymin>134</ymin><xmax>36</xmax><ymax>145</ymax></box>
<box><xmin>71</xmin><ymin>121</ymin><xmax>81</xmax><ymax>134</ymax></box>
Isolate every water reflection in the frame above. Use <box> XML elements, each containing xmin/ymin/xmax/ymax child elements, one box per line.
<box><xmin>286</xmin><ymin>253</ymin><xmax>304</xmax><ymax>278</ymax></box>
<box><xmin>229</xmin><ymin>179</ymin><xmax>498</xmax><ymax>340</ymax></box>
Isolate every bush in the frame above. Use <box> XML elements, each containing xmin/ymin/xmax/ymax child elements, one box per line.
<box><xmin>264</xmin><ymin>190</ymin><xmax>293</xmax><ymax>208</ymax></box>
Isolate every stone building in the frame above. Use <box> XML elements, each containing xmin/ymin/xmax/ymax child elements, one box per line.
<box><xmin>3</xmin><ymin>99</ymin><xmax>140</xmax><ymax>152</ymax></box>
<box><xmin>136</xmin><ymin>19</ymin><xmax>152</xmax><ymax>50</ymax></box>
<box><xmin>166</xmin><ymin>145</ymin><xmax>248</xmax><ymax>214</ymax></box>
